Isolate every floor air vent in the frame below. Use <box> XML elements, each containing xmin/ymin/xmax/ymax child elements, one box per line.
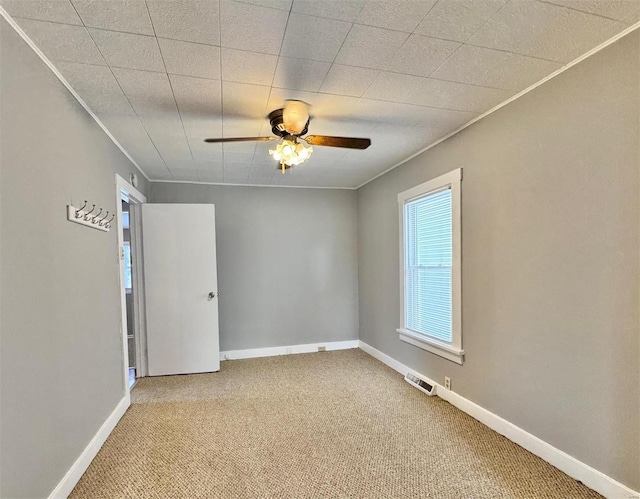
<box><xmin>405</xmin><ymin>372</ymin><xmax>437</xmax><ymax>396</ymax></box>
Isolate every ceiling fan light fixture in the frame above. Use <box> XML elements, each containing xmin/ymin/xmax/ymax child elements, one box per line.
<box><xmin>296</xmin><ymin>142</ymin><xmax>312</xmax><ymax>160</ymax></box>
<box><xmin>268</xmin><ymin>139</ymin><xmax>313</xmax><ymax>171</ymax></box>
<box><xmin>269</xmin><ymin>149</ymin><xmax>282</xmax><ymax>161</ymax></box>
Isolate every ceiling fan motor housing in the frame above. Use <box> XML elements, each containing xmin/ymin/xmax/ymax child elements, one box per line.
<box><xmin>269</xmin><ymin>108</ymin><xmax>309</xmax><ymax>138</ymax></box>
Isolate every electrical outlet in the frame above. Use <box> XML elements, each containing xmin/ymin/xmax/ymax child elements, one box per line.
<box><xmin>318</xmin><ymin>346</ymin><xmax>326</xmax><ymax>352</ymax></box>
<box><xmin>444</xmin><ymin>377</ymin><xmax>451</xmax><ymax>390</ymax></box>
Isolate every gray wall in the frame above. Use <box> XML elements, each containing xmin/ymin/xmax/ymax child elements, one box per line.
<box><xmin>150</xmin><ymin>183</ymin><xmax>359</xmax><ymax>351</ymax></box>
<box><xmin>2</xmin><ymin>5</ymin><xmax>637</xmax><ymax>495</ymax></box>
<box><xmin>357</xmin><ymin>32</ymin><xmax>640</xmax><ymax>490</ymax></box>
<box><xmin>0</xmin><ymin>19</ymin><xmax>149</xmax><ymax>498</ymax></box>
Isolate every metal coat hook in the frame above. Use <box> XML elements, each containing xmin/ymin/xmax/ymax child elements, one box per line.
<box><xmin>104</xmin><ymin>214</ymin><xmax>116</xmax><ymax>229</ymax></box>
<box><xmin>98</xmin><ymin>211</ymin><xmax>110</xmax><ymax>226</ymax></box>
<box><xmin>83</xmin><ymin>204</ymin><xmax>96</xmax><ymax>221</ymax></box>
<box><xmin>67</xmin><ymin>202</ymin><xmax>111</xmax><ymax>232</ymax></box>
<box><xmin>75</xmin><ymin>201</ymin><xmax>87</xmax><ymax>219</ymax></box>
<box><xmin>91</xmin><ymin>208</ymin><xmax>103</xmax><ymax>224</ymax></box>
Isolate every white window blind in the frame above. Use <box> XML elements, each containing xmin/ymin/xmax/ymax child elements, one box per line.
<box><xmin>404</xmin><ymin>188</ymin><xmax>453</xmax><ymax>343</ymax></box>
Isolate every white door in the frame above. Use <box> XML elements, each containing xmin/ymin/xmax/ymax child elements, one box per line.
<box><xmin>142</xmin><ymin>204</ymin><xmax>220</xmax><ymax>376</ymax></box>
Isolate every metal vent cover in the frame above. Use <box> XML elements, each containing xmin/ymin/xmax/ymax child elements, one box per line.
<box><xmin>404</xmin><ymin>372</ymin><xmax>437</xmax><ymax>396</ymax></box>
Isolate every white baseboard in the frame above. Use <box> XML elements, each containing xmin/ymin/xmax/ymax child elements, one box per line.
<box><xmin>358</xmin><ymin>341</ymin><xmax>638</xmax><ymax>499</ymax></box>
<box><xmin>48</xmin><ymin>394</ymin><xmax>130</xmax><ymax>499</ymax></box>
<box><xmin>220</xmin><ymin>340</ymin><xmax>359</xmax><ymax>361</ymax></box>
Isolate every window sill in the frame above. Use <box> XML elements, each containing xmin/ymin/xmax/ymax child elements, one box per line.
<box><xmin>397</xmin><ymin>328</ymin><xmax>464</xmax><ymax>365</ymax></box>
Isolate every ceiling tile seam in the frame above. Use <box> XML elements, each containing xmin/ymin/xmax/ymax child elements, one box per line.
<box><xmin>271</xmin><ymin>51</ymin><xmax>557</xmax><ymax>82</ymax></box>
<box><xmin>64</xmin><ymin>63</ymin><xmax>160</xmax><ymax>77</ymax></box>
<box><xmin>353</xmin><ymin>28</ymin><xmax>412</xmax><ymax>98</ymax></box>
<box><xmin>147</xmin><ymin>0</ymin><xmax>197</xmax><ymax>166</ymax></box>
<box><xmin>460</xmin><ymin>0</ymin><xmax>512</xmax><ymax>45</ymax></box>
<box><xmin>536</xmin><ymin>0</ymin><xmax>636</xmax><ymax>23</ymax></box>
<box><xmin>227</xmin><ymin>0</ymin><xmax>291</xmax><ymax>14</ymax></box>
<box><xmin>273</xmin><ymin>8</ymin><xmax>482</xmax><ymax>47</ymax></box>
<box><xmin>415</xmin><ymin>0</ymin><xmax>513</xmax><ymax>84</ymax></box>
<box><xmin>350</xmin><ymin>20</ymin><xmax>445</xmax><ymax>37</ymax></box>
<box><xmin>61</xmin><ymin>1</ymin><xmax>111</xmax><ymax>70</ymax></box>
<box><xmin>358</xmin><ymin>93</ymin><xmax>487</xmax><ymax>114</ymax></box>
<box><xmin>362</xmin><ymin>70</ymin><xmax>413</xmax><ymax>101</ymax></box>
<box><xmin>81</xmin><ymin>25</ymin><xmax>159</xmax><ymax>40</ymax></box>
<box><xmin>147</xmin><ymin>20</ymin><xmax>502</xmax><ymax>51</ymax></box>
<box><xmin>407</xmin><ymin>0</ymin><xmax>513</xmax><ymax>86</ymax></box>
<box><xmin>8</xmin><ymin>19</ymin><xmax>317</xmax><ymax>57</ymax></box>
<box><xmin>219</xmin><ymin>44</ymin><xmax>321</xmax><ymax>63</ymax></box>
<box><xmin>461</xmin><ymin>41</ymin><xmax>575</xmax><ymax>64</ymax></box>
<box><xmin>389</xmin><ymin>0</ymin><xmax>513</xmax><ymax>96</ymax></box>
<box><xmin>408</xmin><ymin>75</ymin><xmax>515</xmax><ymax>93</ymax></box>
<box><xmin>310</xmin><ymin>0</ymin><xmax>368</xmax><ymax>92</ymax></box>
<box><xmin>10</xmin><ymin>15</ymin><xmax>157</xmax><ymax>39</ymax></box>
<box><xmin>408</xmin><ymin>0</ymin><xmax>441</xmax><ymax>35</ymax></box>
<box><xmin>140</xmin><ymin>0</ymin><xmax>156</xmax><ymax>37</ymax></box>
<box><xmin>269</xmin><ymin>67</ymin><xmax>514</xmax><ymax>93</ymax></box>
<box><xmin>351</xmin><ymin>68</ymin><xmax>383</xmax><ymax>98</ymax></box>
<box><xmin>159</xmin><ymin>71</ymin><xmax>222</xmax><ymax>83</ymax></box>
<box><xmin>66</xmin><ymin>0</ymin><xmax>85</xmax><ymax>27</ymax></box>
<box><xmin>287</xmin><ymin>1</ymin><xmax>369</xmax><ymax>26</ymax></box>
<box><xmin>0</xmin><ymin>6</ymin><xmax>152</xmax><ymax>182</ymax></box>
<box><xmin>355</xmin><ymin>20</ymin><xmax>640</xmax><ymax>191</ymax></box>
<box><xmin>85</xmin><ymin>26</ymin><xmax>173</xmax><ymax>177</ymax></box>
<box><xmin>341</xmin><ymin>22</ymin><xmax>469</xmax><ymax>46</ymax></box>
<box><xmin>82</xmin><ymin>22</ymin><xmax>108</xmax><ymax>66</ymax></box>
<box><xmin>264</xmin><ymin>0</ymin><xmax>294</xmax><ymax>117</ymax></box>
<box><xmin>155</xmin><ymin>36</ymin><xmax>219</xmax><ymax>48</ymax></box>
<box><xmin>348</xmin><ymin>1</ymin><xmax>368</xmax><ymax>26</ymax></box>
<box><xmin>77</xmin><ymin>69</ymin><xmax>507</xmax><ymax>101</ymax></box>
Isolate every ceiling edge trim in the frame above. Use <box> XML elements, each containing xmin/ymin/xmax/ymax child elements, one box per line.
<box><xmin>0</xmin><ymin>7</ymin><xmax>151</xmax><ymax>183</ymax></box>
<box><xmin>151</xmin><ymin>179</ymin><xmax>357</xmax><ymax>190</ymax></box>
<box><xmin>356</xmin><ymin>21</ymin><xmax>640</xmax><ymax>191</ymax></box>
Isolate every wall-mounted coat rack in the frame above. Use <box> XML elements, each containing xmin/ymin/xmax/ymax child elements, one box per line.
<box><xmin>67</xmin><ymin>201</ymin><xmax>115</xmax><ymax>232</ymax></box>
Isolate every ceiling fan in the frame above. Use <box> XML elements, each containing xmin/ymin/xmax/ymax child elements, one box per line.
<box><xmin>204</xmin><ymin>101</ymin><xmax>371</xmax><ymax>173</ymax></box>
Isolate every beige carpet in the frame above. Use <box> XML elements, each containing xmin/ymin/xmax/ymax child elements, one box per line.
<box><xmin>70</xmin><ymin>349</ymin><xmax>600</xmax><ymax>498</ymax></box>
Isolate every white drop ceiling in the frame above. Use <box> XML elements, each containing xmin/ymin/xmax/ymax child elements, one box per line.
<box><xmin>3</xmin><ymin>0</ymin><xmax>638</xmax><ymax>188</ymax></box>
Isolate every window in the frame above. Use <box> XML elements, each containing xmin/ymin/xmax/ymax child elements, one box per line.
<box><xmin>397</xmin><ymin>168</ymin><xmax>463</xmax><ymax>364</ymax></box>
<box><xmin>123</xmin><ymin>242</ymin><xmax>132</xmax><ymax>291</ymax></box>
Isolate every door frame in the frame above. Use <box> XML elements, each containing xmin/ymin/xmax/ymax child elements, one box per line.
<box><xmin>115</xmin><ymin>174</ymin><xmax>147</xmax><ymax>398</ymax></box>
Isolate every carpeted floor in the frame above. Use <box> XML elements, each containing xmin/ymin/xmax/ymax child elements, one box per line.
<box><xmin>70</xmin><ymin>349</ymin><xmax>601</xmax><ymax>498</ymax></box>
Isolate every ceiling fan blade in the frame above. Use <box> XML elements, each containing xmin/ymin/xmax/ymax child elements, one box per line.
<box><xmin>303</xmin><ymin>135</ymin><xmax>371</xmax><ymax>149</ymax></box>
<box><xmin>283</xmin><ymin>100</ymin><xmax>310</xmax><ymax>135</ymax></box>
<box><xmin>204</xmin><ymin>137</ymin><xmax>276</xmax><ymax>143</ymax></box>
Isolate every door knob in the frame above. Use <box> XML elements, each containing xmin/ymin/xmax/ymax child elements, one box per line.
<box><xmin>208</xmin><ymin>292</ymin><xmax>217</xmax><ymax>300</ymax></box>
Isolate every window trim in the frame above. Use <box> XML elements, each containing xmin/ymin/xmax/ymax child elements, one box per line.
<box><xmin>396</xmin><ymin>168</ymin><xmax>463</xmax><ymax>365</ymax></box>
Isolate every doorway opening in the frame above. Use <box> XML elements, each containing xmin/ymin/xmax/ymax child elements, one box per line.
<box><xmin>116</xmin><ymin>174</ymin><xmax>147</xmax><ymax>397</ymax></box>
<box><xmin>122</xmin><ymin>199</ymin><xmax>136</xmax><ymax>387</ymax></box>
